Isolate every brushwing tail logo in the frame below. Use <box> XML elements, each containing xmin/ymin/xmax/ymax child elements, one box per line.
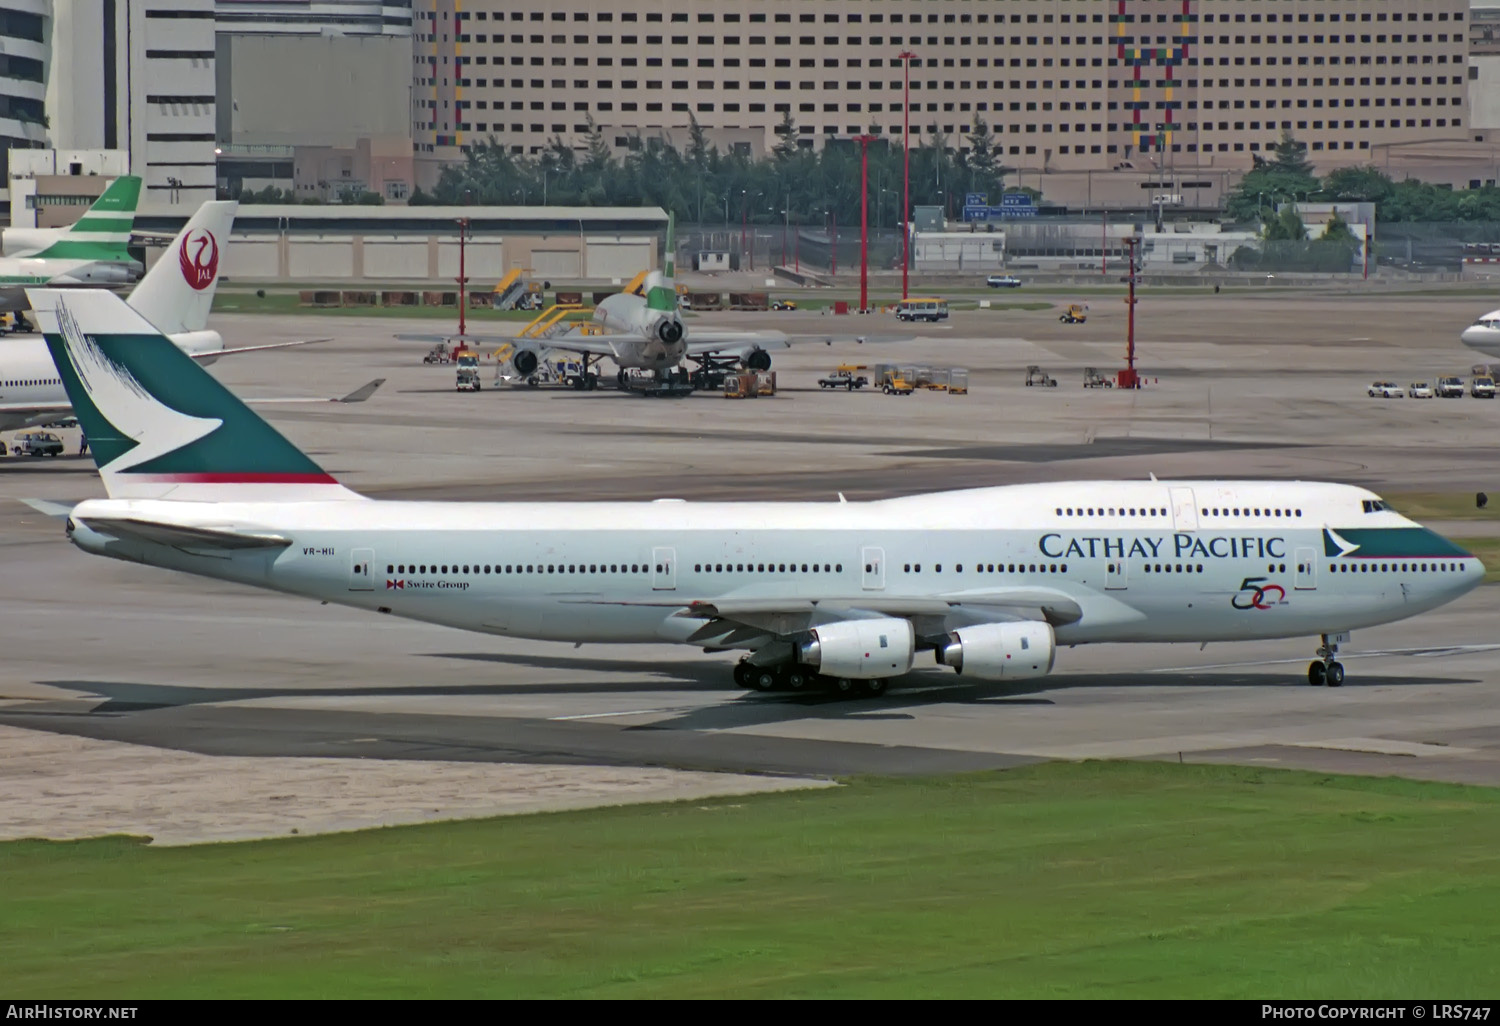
<box><xmin>1322</xmin><ymin>528</ymin><xmax>1360</xmax><ymax>558</ymax></box>
<box><xmin>180</xmin><ymin>229</ymin><xmax>219</xmax><ymax>291</ymax></box>
<box><xmin>55</xmin><ymin>298</ymin><xmax>222</xmax><ymax>473</ymax></box>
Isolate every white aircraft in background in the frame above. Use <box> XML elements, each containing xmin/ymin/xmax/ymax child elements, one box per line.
<box><xmin>0</xmin><ymin>201</ymin><xmax>360</xmax><ymax>433</ymax></box>
<box><xmin>1459</xmin><ymin>309</ymin><xmax>1500</xmax><ymax>357</ymax></box>
<box><xmin>0</xmin><ymin>175</ymin><xmax>146</xmax><ymax>321</ymax></box>
<box><xmin>403</xmin><ymin>214</ymin><xmax>879</xmax><ymax>391</ymax></box>
<box><xmin>33</xmin><ymin>286</ymin><xmax>1484</xmax><ymax>695</ymax></box>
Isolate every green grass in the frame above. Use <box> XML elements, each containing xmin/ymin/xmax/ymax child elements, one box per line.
<box><xmin>4</xmin><ymin>762</ymin><xmax>1500</xmax><ymax>998</ymax></box>
<box><xmin>1385</xmin><ymin>492</ymin><xmax>1500</xmax><ymax>523</ymax></box>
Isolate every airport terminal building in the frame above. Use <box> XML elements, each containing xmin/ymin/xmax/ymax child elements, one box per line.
<box><xmin>412</xmin><ymin>0</ymin><xmax>1471</xmax><ymax>190</ymax></box>
<box><xmin>136</xmin><ymin>204</ymin><xmax>669</xmax><ymax>284</ymax></box>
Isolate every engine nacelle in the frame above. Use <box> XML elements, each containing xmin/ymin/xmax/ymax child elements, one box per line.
<box><xmin>936</xmin><ymin>621</ymin><xmax>1055</xmax><ymax>681</ymax></box>
<box><xmin>655</xmin><ymin>316</ymin><xmax>684</xmax><ymax>344</ymax></box>
<box><xmin>798</xmin><ymin>617</ymin><xmax>914</xmax><ymax>679</ymax></box>
<box><xmin>510</xmin><ymin>348</ymin><xmax>539</xmax><ymax>376</ymax></box>
<box><xmin>745</xmin><ymin>347</ymin><xmax>772</xmax><ymax>371</ymax></box>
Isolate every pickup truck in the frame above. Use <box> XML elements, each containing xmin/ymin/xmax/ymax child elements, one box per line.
<box><xmin>818</xmin><ymin>371</ymin><xmax>869</xmax><ymax>390</ymax></box>
<box><xmin>1437</xmin><ymin>376</ymin><xmax>1465</xmax><ymax>398</ymax></box>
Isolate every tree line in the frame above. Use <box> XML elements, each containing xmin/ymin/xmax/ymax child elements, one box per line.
<box><xmin>411</xmin><ymin>113</ymin><xmax>1020</xmax><ymax>228</ymax></box>
<box><xmin>1226</xmin><ymin>129</ymin><xmax>1500</xmax><ymax>225</ymax></box>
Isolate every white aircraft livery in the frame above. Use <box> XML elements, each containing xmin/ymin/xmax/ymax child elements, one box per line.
<box><xmin>0</xmin><ymin>201</ymin><xmax>341</xmax><ymax>432</ymax></box>
<box><xmin>34</xmin><ymin>286</ymin><xmax>1485</xmax><ymax>694</ymax></box>
<box><xmin>1460</xmin><ymin>308</ymin><xmax>1500</xmax><ymax>357</ymax></box>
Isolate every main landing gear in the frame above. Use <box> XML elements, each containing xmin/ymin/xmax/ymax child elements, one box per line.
<box><xmin>733</xmin><ymin>659</ymin><xmax>890</xmax><ymax>697</ymax></box>
<box><xmin>1307</xmin><ymin>633</ymin><xmax>1346</xmax><ymax>687</ymax></box>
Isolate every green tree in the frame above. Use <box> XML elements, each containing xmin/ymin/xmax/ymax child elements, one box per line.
<box><xmin>964</xmin><ymin>114</ymin><xmax>1007</xmax><ymax>197</ymax></box>
<box><xmin>1322</xmin><ymin>166</ymin><xmax>1393</xmax><ymax>204</ymax></box>
<box><xmin>1320</xmin><ymin>212</ymin><xmax>1357</xmax><ymax>244</ymax></box>
<box><xmin>1262</xmin><ymin>206</ymin><xmax>1307</xmax><ymax>242</ymax></box>
<box><xmin>1269</xmin><ymin>128</ymin><xmax>1315</xmax><ymax>177</ymax></box>
<box><xmin>772</xmin><ymin>110</ymin><xmax>799</xmax><ymax>161</ymax></box>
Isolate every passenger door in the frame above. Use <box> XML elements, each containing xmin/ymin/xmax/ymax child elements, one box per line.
<box><xmin>652</xmin><ymin>547</ymin><xmax>676</xmax><ymax>591</ymax></box>
<box><xmin>861</xmin><ymin>546</ymin><xmax>886</xmax><ymax>590</ymax></box>
<box><xmin>1169</xmin><ymin>487</ymin><xmax>1199</xmax><ymax>532</ymax></box>
<box><xmin>1294</xmin><ymin>547</ymin><xmax>1317</xmax><ymax>591</ymax></box>
<box><xmin>349</xmin><ymin>547</ymin><xmax>374</xmax><ymax>591</ymax></box>
<box><xmin>1106</xmin><ymin>559</ymin><xmax>1128</xmax><ymax>591</ymax></box>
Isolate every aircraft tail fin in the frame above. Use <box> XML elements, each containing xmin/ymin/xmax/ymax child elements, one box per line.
<box><xmin>127</xmin><ymin>200</ymin><xmax>235</xmax><ymax>334</ymax></box>
<box><xmin>28</xmin><ymin>287</ymin><xmax>362</xmax><ymax>503</ymax></box>
<box><xmin>34</xmin><ymin>176</ymin><xmax>142</xmax><ymax>261</ymax></box>
<box><xmin>645</xmin><ymin>211</ymin><xmax>677</xmax><ymax>313</ymax></box>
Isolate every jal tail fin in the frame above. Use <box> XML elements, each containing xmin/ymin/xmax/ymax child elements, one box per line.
<box><xmin>645</xmin><ymin>211</ymin><xmax>677</xmax><ymax>314</ymax></box>
<box><xmin>34</xmin><ymin>176</ymin><xmax>142</xmax><ymax>262</ymax></box>
<box><xmin>127</xmin><ymin>200</ymin><xmax>236</xmax><ymax>334</ymax></box>
<box><xmin>28</xmin><ymin>288</ymin><xmax>362</xmax><ymax>503</ymax></box>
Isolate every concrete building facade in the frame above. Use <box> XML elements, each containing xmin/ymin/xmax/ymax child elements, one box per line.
<box><xmin>412</xmin><ymin>0</ymin><xmax>1471</xmax><ymax>190</ymax></box>
<box><xmin>46</xmin><ymin>0</ymin><xmax>217</xmax><ymax>214</ymax></box>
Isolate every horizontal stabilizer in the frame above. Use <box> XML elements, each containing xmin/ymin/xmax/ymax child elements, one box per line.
<box><xmin>194</xmin><ymin>337</ymin><xmax>333</xmax><ymax>361</ymax></box>
<box><xmin>78</xmin><ymin>516</ymin><xmax>292</xmax><ymax>551</ymax></box>
<box><xmin>18</xmin><ymin>498</ymin><xmax>74</xmax><ymax>518</ymax></box>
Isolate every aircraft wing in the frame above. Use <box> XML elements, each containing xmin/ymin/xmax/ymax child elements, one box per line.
<box><xmin>684</xmin><ymin>330</ymin><xmax>911</xmax><ymax>359</ymax></box>
<box><xmin>567</xmin><ymin>586</ymin><xmax>1085</xmax><ymax>646</ymax></box>
<box><xmin>190</xmin><ymin>338</ymin><xmax>333</xmax><ymax>360</ymax></box>
<box><xmin>393</xmin><ymin>330</ymin><xmax>622</xmax><ymax>359</ymax></box>
<box><xmin>130</xmin><ymin>230</ymin><xmax>181</xmax><ymax>245</ymax></box>
<box><xmin>242</xmin><ymin>378</ymin><xmax>385</xmax><ymax>405</ymax></box>
<box><xmin>0</xmin><ymin>399</ymin><xmax>71</xmax><ymax>420</ymax></box>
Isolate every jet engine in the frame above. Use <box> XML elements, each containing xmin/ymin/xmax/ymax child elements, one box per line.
<box><xmin>510</xmin><ymin>348</ymin><xmax>540</xmax><ymax>376</ymax></box>
<box><xmin>654</xmin><ymin>315</ymin><xmax>684</xmax><ymax>345</ymax></box>
<box><xmin>935</xmin><ymin>621</ymin><xmax>1055</xmax><ymax>680</ymax></box>
<box><xmin>797</xmin><ymin>617</ymin><xmax>915</xmax><ymax>679</ymax></box>
<box><xmin>745</xmin><ymin>348</ymin><xmax>772</xmax><ymax>371</ymax></box>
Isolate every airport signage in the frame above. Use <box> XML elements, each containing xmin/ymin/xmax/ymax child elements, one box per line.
<box><xmin>962</xmin><ymin>192</ymin><xmax>1038</xmax><ymax>221</ymax></box>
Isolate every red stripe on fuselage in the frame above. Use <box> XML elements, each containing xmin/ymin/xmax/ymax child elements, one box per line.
<box><xmin>123</xmin><ymin>472</ymin><xmax>341</xmax><ymax>484</ymax></box>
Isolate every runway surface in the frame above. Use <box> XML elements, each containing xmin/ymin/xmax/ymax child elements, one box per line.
<box><xmin>5</xmin><ymin>288</ymin><xmax>1500</xmax><ymax>841</ymax></box>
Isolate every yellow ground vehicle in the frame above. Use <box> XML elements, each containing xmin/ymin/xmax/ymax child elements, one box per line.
<box><xmin>724</xmin><ymin>372</ymin><xmax>761</xmax><ymax>398</ymax></box>
<box><xmin>880</xmin><ymin>369</ymin><xmax>914</xmax><ymax>395</ymax></box>
<box><xmin>1060</xmin><ymin>304</ymin><xmax>1087</xmax><ymax>324</ymax></box>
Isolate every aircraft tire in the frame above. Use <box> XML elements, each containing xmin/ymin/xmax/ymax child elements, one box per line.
<box><xmin>859</xmin><ymin>679</ymin><xmax>889</xmax><ymax>697</ymax></box>
<box><xmin>1307</xmin><ymin>661</ymin><xmax>1326</xmax><ymax>686</ymax></box>
<box><xmin>751</xmin><ymin>669</ymin><xmax>777</xmax><ymax>692</ymax></box>
<box><xmin>1325</xmin><ymin>662</ymin><xmax>1345</xmax><ymax>687</ymax></box>
<box><xmin>733</xmin><ymin>661</ymin><xmax>755</xmax><ymax>689</ymax></box>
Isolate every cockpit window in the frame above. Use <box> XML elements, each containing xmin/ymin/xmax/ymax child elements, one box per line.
<box><xmin>1361</xmin><ymin>499</ymin><xmax>1392</xmax><ymax>513</ymax></box>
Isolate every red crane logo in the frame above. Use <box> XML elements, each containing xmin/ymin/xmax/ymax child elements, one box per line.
<box><xmin>179</xmin><ymin>229</ymin><xmax>219</xmax><ymax>291</ymax></box>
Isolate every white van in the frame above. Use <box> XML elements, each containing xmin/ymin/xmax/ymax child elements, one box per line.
<box><xmin>895</xmin><ymin>298</ymin><xmax>949</xmax><ymax>322</ymax></box>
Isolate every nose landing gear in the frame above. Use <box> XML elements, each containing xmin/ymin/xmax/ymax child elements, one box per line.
<box><xmin>1307</xmin><ymin>634</ymin><xmax>1345</xmax><ymax>687</ymax></box>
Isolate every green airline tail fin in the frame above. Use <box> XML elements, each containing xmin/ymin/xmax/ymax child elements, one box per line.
<box><xmin>35</xmin><ymin>176</ymin><xmax>141</xmax><ymax>261</ymax></box>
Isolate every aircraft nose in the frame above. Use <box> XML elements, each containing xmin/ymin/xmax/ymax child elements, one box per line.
<box><xmin>1462</xmin><ymin>327</ymin><xmax>1483</xmax><ymax>344</ymax></box>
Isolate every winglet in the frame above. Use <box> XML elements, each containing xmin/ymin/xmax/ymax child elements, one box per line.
<box><xmin>337</xmin><ymin>378</ymin><xmax>385</xmax><ymax>404</ymax></box>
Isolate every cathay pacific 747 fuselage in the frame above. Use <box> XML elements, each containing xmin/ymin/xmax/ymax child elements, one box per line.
<box><xmin>31</xmin><ymin>288</ymin><xmax>1485</xmax><ymax>696</ymax></box>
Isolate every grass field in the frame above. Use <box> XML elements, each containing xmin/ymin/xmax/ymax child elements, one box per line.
<box><xmin>4</xmin><ymin>761</ymin><xmax>1500</xmax><ymax>998</ymax></box>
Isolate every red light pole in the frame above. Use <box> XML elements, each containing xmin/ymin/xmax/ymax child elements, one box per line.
<box><xmin>856</xmin><ymin>134</ymin><xmax>875</xmax><ymax>313</ymax></box>
<box><xmin>898</xmin><ymin>50</ymin><xmax>916</xmax><ymax>300</ymax></box>
<box><xmin>1121</xmin><ymin>234</ymin><xmax>1141</xmax><ymax>389</ymax></box>
<box><xmin>456</xmin><ymin>216</ymin><xmax>470</xmax><ymax>337</ymax></box>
